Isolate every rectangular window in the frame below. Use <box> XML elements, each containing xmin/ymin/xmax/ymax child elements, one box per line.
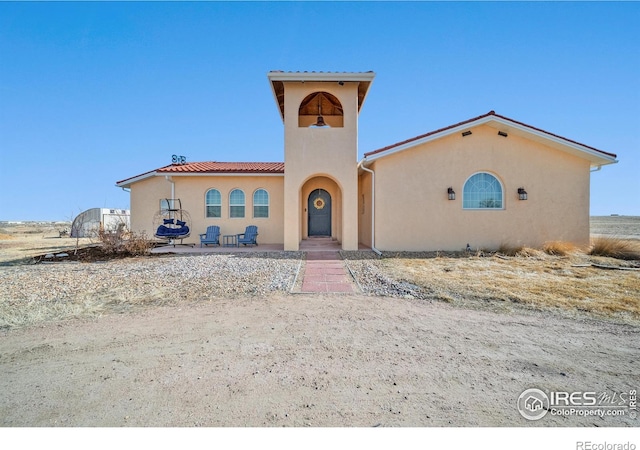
<box><xmin>160</xmin><ymin>199</ymin><xmax>173</xmax><ymax>211</ymax></box>
<box><xmin>206</xmin><ymin>205</ymin><xmax>221</xmax><ymax>218</ymax></box>
<box><xmin>230</xmin><ymin>206</ymin><xmax>245</xmax><ymax>218</ymax></box>
<box><xmin>253</xmin><ymin>205</ymin><xmax>268</xmax><ymax>218</ymax></box>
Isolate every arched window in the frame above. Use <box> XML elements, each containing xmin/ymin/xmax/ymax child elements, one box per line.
<box><xmin>205</xmin><ymin>189</ymin><xmax>221</xmax><ymax>218</ymax></box>
<box><xmin>229</xmin><ymin>189</ymin><xmax>245</xmax><ymax>218</ymax></box>
<box><xmin>463</xmin><ymin>172</ymin><xmax>503</xmax><ymax>209</ymax></box>
<box><xmin>253</xmin><ymin>189</ymin><xmax>269</xmax><ymax>218</ymax></box>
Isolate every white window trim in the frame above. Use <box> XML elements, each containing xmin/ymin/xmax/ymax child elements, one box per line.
<box><xmin>252</xmin><ymin>188</ymin><xmax>270</xmax><ymax>219</ymax></box>
<box><xmin>229</xmin><ymin>188</ymin><xmax>246</xmax><ymax>219</ymax></box>
<box><xmin>462</xmin><ymin>172</ymin><xmax>505</xmax><ymax>210</ymax></box>
<box><xmin>205</xmin><ymin>188</ymin><xmax>222</xmax><ymax>219</ymax></box>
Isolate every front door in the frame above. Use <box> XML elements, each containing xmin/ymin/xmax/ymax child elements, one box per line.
<box><xmin>308</xmin><ymin>189</ymin><xmax>331</xmax><ymax>237</ymax></box>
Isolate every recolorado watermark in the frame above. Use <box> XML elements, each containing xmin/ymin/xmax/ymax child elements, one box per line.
<box><xmin>576</xmin><ymin>442</ymin><xmax>636</xmax><ymax>450</ymax></box>
<box><xmin>517</xmin><ymin>387</ymin><xmax>637</xmax><ymax>421</ymax></box>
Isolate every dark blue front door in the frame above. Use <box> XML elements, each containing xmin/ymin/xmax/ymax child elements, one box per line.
<box><xmin>308</xmin><ymin>189</ymin><xmax>331</xmax><ymax>236</ymax></box>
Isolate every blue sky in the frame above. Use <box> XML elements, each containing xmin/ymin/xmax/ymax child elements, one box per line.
<box><xmin>1</xmin><ymin>1</ymin><xmax>638</xmax><ymax>221</ymax></box>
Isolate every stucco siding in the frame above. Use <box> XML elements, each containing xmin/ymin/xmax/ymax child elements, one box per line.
<box><xmin>282</xmin><ymin>81</ymin><xmax>360</xmax><ymax>250</ymax></box>
<box><xmin>129</xmin><ymin>177</ymin><xmax>171</xmax><ymax>236</ymax></box>
<box><xmin>358</xmin><ymin>171</ymin><xmax>373</xmax><ymax>248</ymax></box>
<box><xmin>129</xmin><ymin>175</ymin><xmax>284</xmax><ymax>245</ymax></box>
<box><xmin>370</xmin><ymin>124</ymin><xmax>591</xmax><ymax>251</ymax></box>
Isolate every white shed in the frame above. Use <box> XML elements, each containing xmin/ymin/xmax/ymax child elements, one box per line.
<box><xmin>70</xmin><ymin>208</ymin><xmax>130</xmax><ymax>238</ymax></box>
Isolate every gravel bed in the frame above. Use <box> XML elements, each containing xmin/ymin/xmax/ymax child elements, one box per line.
<box><xmin>1</xmin><ymin>250</ymin><xmax>442</xmax><ymax>328</ymax></box>
<box><xmin>0</xmin><ymin>253</ymin><xmax>303</xmax><ymax>327</ymax></box>
<box><xmin>343</xmin><ymin>256</ymin><xmax>432</xmax><ymax>299</ymax></box>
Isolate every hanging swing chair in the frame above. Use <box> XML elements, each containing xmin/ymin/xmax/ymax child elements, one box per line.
<box><xmin>152</xmin><ymin>199</ymin><xmax>193</xmax><ymax>246</ymax></box>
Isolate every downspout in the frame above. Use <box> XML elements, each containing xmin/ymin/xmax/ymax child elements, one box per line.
<box><xmin>165</xmin><ymin>175</ymin><xmax>175</xmax><ymax>199</ymax></box>
<box><xmin>590</xmin><ymin>165</ymin><xmax>602</xmax><ymax>173</ymax></box>
<box><xmin>357</xmin><ymin>159</ymin><xmax>382</xmax><ymax>255</ymax></box>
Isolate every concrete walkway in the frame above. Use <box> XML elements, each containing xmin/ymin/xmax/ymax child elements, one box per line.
<box><xmin>300</xmin><ymin>250</ymin><xmax>358</xmax><ymax>293</ymax></box>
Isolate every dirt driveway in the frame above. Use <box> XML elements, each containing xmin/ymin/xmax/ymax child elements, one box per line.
<box><xmin>1</xmin><ymin>293</ymin><xmax>637</xmax><ymax>427</ymax></box>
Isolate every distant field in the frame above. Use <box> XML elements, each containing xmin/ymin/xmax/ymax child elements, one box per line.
<box><xmin>590</xmin><ymin>216</ymin><xmax>640</xmax><ymax>239</ymax></box>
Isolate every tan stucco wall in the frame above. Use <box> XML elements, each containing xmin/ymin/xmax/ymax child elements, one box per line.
<box><xmin>282</xmin><ymin>81</ymin><xmax>360</xmax><ymax>250</ymax></box>
<box><xmin>129</xmin><ymin>175</ymin><xmax>284</xmax><ymax>245</ymax></box>
<box><xmin>358</xmin><ymin>171</ymin><xmax>373</xmax><ymax>247</ymax></box>
<box><xmin>366</xmin><ymin>124</ymin><xmax>591</xmax><ymax>251</ymax></box>
<box><xmin>129</xmin><ymin>176</ymin><xmax>171</xmax><ymax>236</ymax></box>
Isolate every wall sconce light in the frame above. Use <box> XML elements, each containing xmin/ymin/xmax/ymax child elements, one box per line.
<box><xmin>462</xmin><ymin>130</ymin><xmax>472</xmax><ymax>137</ymax></box>
<box><xmin>498</xmin><ymin>131</ymin><xmax>508</xmax><ymax>137</ymax></box>
<box><xmin>518</xmin><ymin>187</ymin><xmax>528</xmax><ymax>200</ymax></box>
<box><xmin>448</xmin><ymin>187</ymin><xmax>456</xmax><ymax>200</ymax></box>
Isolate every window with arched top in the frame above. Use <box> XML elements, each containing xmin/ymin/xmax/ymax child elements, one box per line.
<box><xmin>205</xmin><ymin>189</ymin><xmax>222</xmax><ymax>218</ymax></box>
<box><xmin>253</xmin><ymin>189</ymin><xmax>269</xmax><ymax>218</ymax></box>
<box><xmin>298</xmin><ymin>91</ymin><xmax>343</xmax><ymax>127</ymax></box>
<box><xmin>229</xmin><ymin>189</ymin><xmax>245</xmax><ymax>218</ymax></box>
<box><xmin>463</xmin><ymin>172</ymin><xmax>504</xmax><ymax>209</ymax></box>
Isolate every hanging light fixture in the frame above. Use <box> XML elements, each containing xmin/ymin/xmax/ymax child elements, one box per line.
<box><xmin>313</xmin><ymin>93</ymin><xmax>327</xmax><ymax>127</ymax></box>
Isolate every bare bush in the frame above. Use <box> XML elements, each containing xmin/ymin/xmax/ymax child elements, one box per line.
<box><xmin>98</xmin><ymin>229</ymin><xmax>153</xmax><ymax>256</ymax></box>
<box><xmin>123</xmin><ymin>232</ymin><xmax>154</xmax><ymax>256</ymax></box>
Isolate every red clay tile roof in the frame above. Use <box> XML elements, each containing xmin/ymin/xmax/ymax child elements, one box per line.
<box><xmin>116</xmin><ymin>162</ymin><xmax>284</xmax><ymax>186</ymax></box>
<box><xmin>157</xmin><ymin>161</ymin><xmax>284</xmax><ymax>174</ymax></box>
<box><xmin>364</xmin><ymin>111</ymin><xmax>617</xmax><ymax>160</ymax></box>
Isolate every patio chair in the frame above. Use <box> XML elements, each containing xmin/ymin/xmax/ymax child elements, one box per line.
<box><xmin>199</xmin><ymin>225</ymin><xmax>221</xmax><ymax>247</ymax></box>
<box><xmin>237</xmin><ymin>225</ymin><xmax>258</xmax><ymax>246</ymax></box>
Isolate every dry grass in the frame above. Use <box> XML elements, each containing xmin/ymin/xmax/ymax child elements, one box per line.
<box><xmin>496</xmin><ymin>243</ymin><xmax>524</xmax><ymax>257</ymax></box>
<box><xmin>589</xmin><ymin>236</ymin><xmax>640</xmax><ymax>260</ymax></box>
<box><xmin>379</xmin><ymin>253</ymin><xmax>640</xmax><ymax>323</ymax></box>
<box><xmin>543</xmin><ymin>241</ymin><xmax>579</xmax><ymax>256</ymax></box>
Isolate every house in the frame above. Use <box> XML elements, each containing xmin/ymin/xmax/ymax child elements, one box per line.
<box><xmin>116</xmin><ymin>71</ymin><xmax>617</xmax><ymax>252</ymax></box>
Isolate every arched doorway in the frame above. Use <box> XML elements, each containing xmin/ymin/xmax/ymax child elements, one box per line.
<box><xmin>308</xmin><ymin>189</ymin><xmax>332</xmax><ymax>236</ymax></box>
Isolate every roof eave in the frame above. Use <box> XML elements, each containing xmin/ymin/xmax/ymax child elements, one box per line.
<box><xmin>115</xmin><ymin>170</ymin><xmax>158</xmax><ymax>188</ymax></box>
<box><xmin>157</xmin><ymin>171</ymin><xmax>284</xmax><ymax>177</ymax></box>
<box><xmin>267</xmin><ymin>71</ymin><xmax>376</xmax><ymax>83</ymax></box>
<box><xmin>363</xmin><ymin>114</ymin><xmax>618</xmax><ymax>168</ymax></box>
<box><xmin>267</xmin><ymin>71</ymin><xmax>376</xmax><ymax>121</ymax></box>
<box><xmin>116</xmin><ymin>169</ymin><xmax>285</xmax><ymax>188</ymax></box>
<box><xmin>485</xmin><ymin>116</ymin><xmax>618</xmax><ymax>168</ymax></box>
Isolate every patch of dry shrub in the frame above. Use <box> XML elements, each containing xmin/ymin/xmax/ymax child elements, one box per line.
<box><xmin>543</xmin><ymin>241</ymin><xmax>578</xmax><ymax>256</ymax></box>
<box><xmin>497</xmin><ymin>243</ymin><xmax>524</xmax><ymax>257</ymax></box>
<box><xmin>515</xmin><ymin>247</ymin><xmax>546</xmax><ymax>258</ymax></box>
<box><xmin>123</xmin><ymin>232</ymin><xmax>154</xmax><ymax>256</ymax></box>
<box><xmin>98</xmin><ymin>230</ymin><xmax>153</xmax><ymax>256</ymax></box>
<box><xmin>589</xmin><ymin>237</ymin><xmax>640</xmax><ymax>260</ymax></box>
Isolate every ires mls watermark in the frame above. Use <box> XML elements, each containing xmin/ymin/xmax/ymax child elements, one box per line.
<box><xmin>517</xmin><ymin>388</ymin><xmax>637</xmax><ymax>421</ymax></box>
